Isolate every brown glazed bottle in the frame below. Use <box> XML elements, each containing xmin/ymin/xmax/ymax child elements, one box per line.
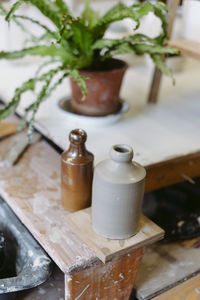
<box><xmin>61</xmin><ymin>129</ymin><xmax>94</xmax><ymax>211</ymax></box>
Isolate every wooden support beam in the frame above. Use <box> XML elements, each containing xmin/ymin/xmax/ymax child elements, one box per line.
<box><xmin>65</xmin><ymin>248</ymin><xmax>145</xmax><ymax>300</ymax></box>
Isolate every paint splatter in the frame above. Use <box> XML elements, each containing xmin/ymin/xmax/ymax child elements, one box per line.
<box><xmin>195</xmin><ymin>287</ymin><xmax>200</xmax><ymax>294</ymax></box>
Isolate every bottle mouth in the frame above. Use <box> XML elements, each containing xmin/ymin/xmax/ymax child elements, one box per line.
<box><xmin>110</xmin><ymin>144</ymin><xmax>133</xmax><ymax>162</ymax></box>
<box><xmin>113</xmin><ymin>145</ymin><xmax>131</xmax><ymax>153</ymax></box>
<box><xmin>69</xmin><ymin>128</ymin><xmax>87</xmax><ymax>144</ymax></box>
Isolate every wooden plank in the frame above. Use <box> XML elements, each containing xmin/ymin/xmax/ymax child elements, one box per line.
<box><xmin>66</xmin><ymin>208</ymin><xmax>164</xmax><ymax>263</ymax></box>
<box><xmin>169</xmin><ymin>39</ymin><xmax>200</xmax><ymax>60</ymax></box>
<box><xmin>0</xmin><ymin>122</ymin><xmax>18</xmax><ymax>139</ymax></box>
<box><xmin>145</xmin><ymin>151</ymin><xmax>200</xmax><ymax>192</ymax></box>
<box><xmin>0</xmin><ymin>130</ymin><xmax>41</xmax><ymax>166</ymax></box>
<box><xmin>153</xmin><ymin>274</ymin><xmax>200</xmax><ymax>300</ymax></box>
<box><xmin>65</xmin><ymin>248</ymin><xmax>145</xmax><ymax>300</ymax></box>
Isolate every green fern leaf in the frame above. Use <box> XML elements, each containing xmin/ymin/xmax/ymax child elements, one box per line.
<box><xmin>155</xmin><ymin>1</ymin><xmax>168</xmax><ymax>12</ymax></box>
<box><xmin>81</xmin><ymin>0</ymin><xmax>99</xmax><ymax>29</ymax></box>
<box><xmin>6</xmin><ymin>0</ymin><xmax>64</xmax><ymax>28</ymax></box>
<box><xmin>54</xmin><ymin>0</ymin><xmax>69</xmax><ymax>15</ymax></box>
<box><xmin>0</xmin><ymin>78</ymin><xmax>36</xmax><ymax>121</ymax></box>
<box><xmin>133</xmin><ymin>43</ymin><xmax>179</xmax><ymax>55</ymax></box>
<box><xmin>6</xmin><ymin>0</ymin><xmax>24</xmax><ymax>21</ymax></box>
<box><xmin>69</xmin><ymin>70</ymin><xmax>89</xmax><ymax>99</ymax></box>
<box><xmin>151</xmin><ymin>54</ymin><xmax>174</xmax><ymax>82</ymax></box>
<box><xmin>13</xmin><ymin>15</ymin><xmax>54</xmax><ymax>35</ymax></box>
<box><xmin>0</xmin><ymin>45</ymin><xmax>75</xmax><ymax>63</ymax></box>
<box><xmin>71</xmin><ymin>20</ymin><xmax>93</xmax><ymax>55</ymax></box>
<box><xmin>94</xmin><ymin>2</ymin><xmax>155</xmax><ymax>37</ymax></box>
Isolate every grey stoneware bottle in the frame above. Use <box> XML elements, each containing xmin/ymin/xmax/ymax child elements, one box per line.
<box><xmin>92</xmin><ymin>144</ymin><xmax>146</xmax><ymax>239</ymax></box>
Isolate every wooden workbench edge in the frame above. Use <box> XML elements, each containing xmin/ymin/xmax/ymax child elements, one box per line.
<box><xmin>145</xmin><ymin>151</ymin><xmax>200</xmax><ymax>193</ymax></box>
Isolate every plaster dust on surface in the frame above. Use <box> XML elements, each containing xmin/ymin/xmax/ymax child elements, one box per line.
<box><xmin>195</xmin><ymin>288</ymin><xmax>200</xmax><ymax>294</ymax></box>
<box><xmin>65</xmin><ymin>274</ymin><xmax>72</xmax><ymax>300</ymax></box>
<box><xmin>38</xmin><ymin>288</ymin><xmax>46</xmax><ymax>295</ymax></box>
<box><xmin>28</xmin><ymin>250</ymin><xmax>33</xmax><ymax>257</ymax></box>
<box><xmin>32</xmin><ymin>195</ymin><xmax>56</xmax><ymax>215</ymax></box>
<box><xmin>32</xmin><ymin>255</ymin><xmax>51</xmax><ymax>268</ymax></box>
<box><xmin>16</xmin><ymin>266</ymin><xmax>65</xmax><ymax>299</ymax></box>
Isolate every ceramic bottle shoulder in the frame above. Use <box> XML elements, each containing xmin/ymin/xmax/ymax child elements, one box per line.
<box><xmin>95</xmin><ymin>158</ymin><xmax>146</xmax><ymax>184</ymax></box>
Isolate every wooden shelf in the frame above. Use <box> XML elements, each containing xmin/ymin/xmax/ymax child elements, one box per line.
<box><xmin>169</xmin><ymin>39</ymin><xmax>200</xmax><ymax>60</ymax></box>
<box><xmin>66</xmin><ymin>208</ymin><xmax>164</xmax><ymax>263</ymax></box>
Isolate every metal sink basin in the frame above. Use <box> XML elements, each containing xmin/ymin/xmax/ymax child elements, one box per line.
<box><xmin>0</xmin><ymin>197</ymin><xmax>52</xmax><ymax>296</ymax></box>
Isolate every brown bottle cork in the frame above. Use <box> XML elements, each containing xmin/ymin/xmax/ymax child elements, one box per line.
<box><xmin>61</xmin><ymin>129</ymin><xmax>94</xmax><ymax>211</ymax></box>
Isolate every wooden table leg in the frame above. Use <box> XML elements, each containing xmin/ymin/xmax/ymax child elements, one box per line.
<box><xmin>65</xmin><ymin>247</ymin><xmax>145</xmax><ymax>300</ymax></box>
<box><xmin>147</xmin><ymin>68</ymin><xmax>162</xmax><ymax>104</ymax></box>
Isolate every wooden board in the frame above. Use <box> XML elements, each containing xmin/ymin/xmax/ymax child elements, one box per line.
<box><xmin>153</xmin><ymin>274</ymin><xmax>200</xmax><ymax>300</ymax></box>
<box><xmin>0</xmin><ymin>130</ymin><xmax>41</xmax><ymax>166</ymax></box>
<box><xmin>0</xmin><ymin>122</ymin><xmax>18</xmax><ymax>139</ymax></box>
<box><xmin>135</xmin><ymin>241</ymin><xmax>200</xmax><ymax>300</ymax></box>
<box><xmin>66</xmin><ymin>208</ymin><xmax>164</xmax><ymax>263</ymax></box>
<box><xmin>169</xmin><ymin>39</ymin><xmax>200</xmax><ymax>60</ymax></box>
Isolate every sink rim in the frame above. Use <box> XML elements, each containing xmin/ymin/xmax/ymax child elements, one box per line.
<box><xmin>0</xmin><ymin>197</ymin><xmax>52</xmax><ymax>294</ymax></box>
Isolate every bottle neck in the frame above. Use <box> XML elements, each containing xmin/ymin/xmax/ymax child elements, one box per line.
<box><xmin>110</xmin><ymin>144</ymin><xmax>133</xmax><ymax>163</ymax></box>
<box><xmin>67</xmin><ymin>143</ymin><xmax>87</xmax><ymax>158</ymax></box>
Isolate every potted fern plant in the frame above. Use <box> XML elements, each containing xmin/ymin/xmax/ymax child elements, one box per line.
<box><xmin>0</xmin><ymin>0</ymin><xmax>178</xmax><ymax>136</ymax></box>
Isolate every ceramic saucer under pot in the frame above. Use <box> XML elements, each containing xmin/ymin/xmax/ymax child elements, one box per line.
<box><xmin>58</xmin><ymin>98</ymin><xmax>130</xmax><ymax>127</ymax></box>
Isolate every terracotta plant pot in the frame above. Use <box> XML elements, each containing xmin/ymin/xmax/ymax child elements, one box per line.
<box><xmin>70</xmin><ymin>59</ymin><xmax>128</xmax><ymax>116</ymax></box>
